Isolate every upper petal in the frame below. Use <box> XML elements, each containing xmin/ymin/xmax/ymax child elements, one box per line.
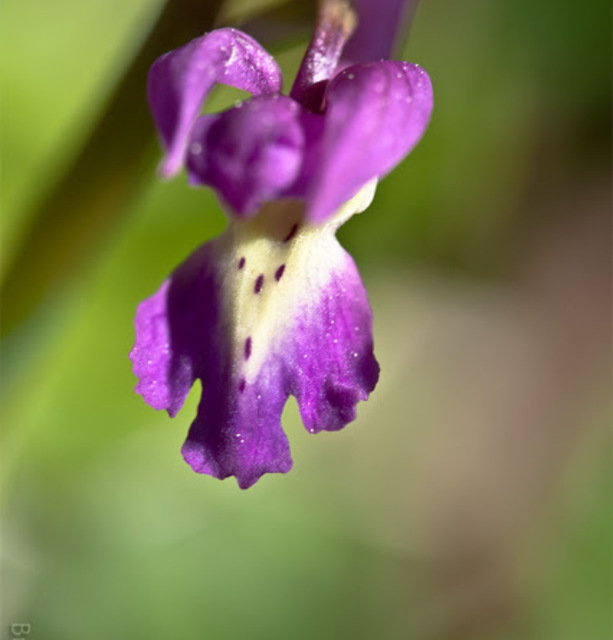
<box><xmin>303</xmin><ymin>61</ymin><xmax>433</xmax><ymax>223</ymax></box>
<box><xmin>341</xmin><ymin>0</ymin><xmax>420</xmax><ymax>66</ymax></box>
<box><xmin>289</xmin><ymin>0</ymin><xmax>356</xmax><ymax>111</ymax></box>
<box><xmin>185</xmin><ymin>95</ymin><xmax>305</xmax><ymax>217</ymax></box>
<box><xmin>148</xmin><ymin>28</ymin><xmax>282</xmax><ymax>178</ymax></box>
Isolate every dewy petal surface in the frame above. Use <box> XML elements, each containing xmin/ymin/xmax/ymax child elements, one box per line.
<box><xmin>186</xmin><ymin>95</ymin><xmax>306</xmax><ymax>217</ymax></box>
<box><xmin>130</xmin><ymin>188</ymin><xmax>379</xmax><ymax>489</ymax></box>
<box><xmin>148</xmin><ymin>28</ymin><xmax>282</xmax><ymax>178</ymax></box>
<box><xmin>303</xmin><ymin>61</ymin><xmax>433</xmax><ymax>222</ymax></box>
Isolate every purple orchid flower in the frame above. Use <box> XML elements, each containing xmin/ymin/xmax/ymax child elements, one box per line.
<box><xmin>130</xmin><ymin>1</ymin><xmax>432</xmax><ymax>488</ymax></box>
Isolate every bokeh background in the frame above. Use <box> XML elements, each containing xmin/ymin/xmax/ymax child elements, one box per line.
<box><xmin>1</xmin><ymin>0</ymin><xmax>610</xmax><ymax>638</ymax></box>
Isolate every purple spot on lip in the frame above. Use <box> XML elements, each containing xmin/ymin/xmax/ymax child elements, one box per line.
<box><xmin>254</xmin><ymin>274</ymin><xmax>264</xmax><ymax>294</ymax></box>
<box><xmin>275</xmin><ymin>264</ymin><xmax>286</xmax><ymax>281</ymax></box>
<box><xmin>244</xmin><ymin>337</ymin><xmax>252</xmax><ymax>360</ymax></box>
<box><xmin>238</xmin><ymin>256</ymin><xmax>246</xmax><ymax>270</ymax></box>
<box><xmin>283</xmin><ymin>224</ymin><xmax>298</xmax><ymax>242</ymax></box>
<box><xmin>238</xmin><ymin>377</ymin><xmax>246</xmax><ymax>393</ymax></box>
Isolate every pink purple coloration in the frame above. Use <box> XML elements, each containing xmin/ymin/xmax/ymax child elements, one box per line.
<box><xmin>254</xmin><ymin>274</ymin><xmax>265</xmax><ymax>294</ymax></box>
<box><xmin>274</xmin><ymin>264</ymin><xmax>286</xmax><ymax>281</ymax></box>
<box><xmin>283</xmin><ymin>224</ymin><xmax>299</xmax><ymax>243</ymax></box>
<box><xmin>148</xmin><ymin>24</ymin><xmax>432</xmax><ymax>222</ymax></box>
<box><xmin>132</xmin><ymin>237</ymin><xmax>378</xmax><ymax>488</ymax></box>
<box><xmin>131</xmin><ymin>2</ymin><xmax>432</xmax><ymax>488</ymax></box>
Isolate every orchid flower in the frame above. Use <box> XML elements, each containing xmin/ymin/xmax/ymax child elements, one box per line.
<box><xmin>130</xmin><ymin>0</ymin><xmax>432</xmax><ymax>488</ymax></box>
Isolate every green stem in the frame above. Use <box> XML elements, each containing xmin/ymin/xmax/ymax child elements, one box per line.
<box><xmin>1</xmin><ymin>0</ymin><xmax>315</xmax><ymax>338</ymax></box>
<box><xmin>1</xmin><ymin>0</ymin><xmax>226</xmax><ymax>336</ymax></box>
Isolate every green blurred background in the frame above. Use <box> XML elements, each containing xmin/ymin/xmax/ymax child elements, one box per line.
<box><xmin>1</xmin><ymin>1</ymin><xmax>610</xmax><ymax>639</ymax></box>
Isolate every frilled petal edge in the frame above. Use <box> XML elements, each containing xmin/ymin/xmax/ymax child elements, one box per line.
<box><xmin>130</xmin><ymin>195</ymin><xmax>379</xmax><ymax>488</ymax></box>
<box><xmin>148</xmin><ymin>28</ymin><xmax>282</xmax><ymax>178</ymax></box>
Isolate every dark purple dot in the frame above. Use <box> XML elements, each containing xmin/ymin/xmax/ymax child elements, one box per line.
<box><xmin>244</xmin><ymin>337</ymin><xmax>252</xmax><ymax>360</ymax></box>
<box><xmin>275</xmin><ymin>264</ymin><xmax>286</xmax><ymax>281</ymax></box>
<box><xmin>238</xmin><ymin>256</ymin><xmax>246</xmax><ymax>270</ymax></box>
<box><xmin>283</xmin><ymin>224</ymin><xmax>298</xmax><ymax>243</ymax></box>
<box><xmin>238</xmin><ymin>377</ymin><xmax>246</xmax><ymax>393</ymax></box>
<box><xmin>254</xmin><ymin>274</ymin><xmax>264</xmax><ymax>294</ymax></box>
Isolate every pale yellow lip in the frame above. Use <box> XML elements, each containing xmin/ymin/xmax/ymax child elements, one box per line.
<box><xmin>213</xmin><ymin>180</ymin><xmax>378</xmax><ymax>385</ymax></box>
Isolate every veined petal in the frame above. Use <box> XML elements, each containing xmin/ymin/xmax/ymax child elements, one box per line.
<box><xmin>186</xmin><ymin>95</ymin><xmax>305</xmax><ymax>217</ymax></box>
<box><xmin>130</xmin><ymin>186</ymin><xmax>379</xmax><ymax>489</ymax></box>
<box><xmin>148</xmin><ymin>28</ymin><xmax>282</xmax><ymax>178</ymax></box>
<box><xmin>303</xmin><ymin>61</ymin><xmax>433</xmax><ymax>223</ymax></box>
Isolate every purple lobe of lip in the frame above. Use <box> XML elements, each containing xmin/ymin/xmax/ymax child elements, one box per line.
<box><xmin>130</xmin><ymin>230</ymin><xmax>378</xmax><ymax>489</ymax></box>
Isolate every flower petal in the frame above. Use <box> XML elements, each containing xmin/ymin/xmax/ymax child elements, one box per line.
<box><xmin>131</xmin><ymin>192</ymin><xmax>379</xmax><ymax>488</ymax></box>
<box><xmin>130</xmin><ymin>243</ymin><xmax>220</xmax><ymax>418</ymax></box>
<box><xmin>181</xmin><ymin>364</ymin><xmax>294</xmax><ymax>490</ymax></box>
<box><xmin>303</xmin><ymin>61</ymin><xmax>433</xmax><ymax>223</ymax></box>
<box><xmin>186</xmin><ymin>95</ymin><xmax>305</xmax><ymax>217</ymax></box>
<box><xmin>286</xmin><ymin>243</ymin><xmax>379</xmax><ymax>434</ymax></box>
<box><xmin>341</xmin><ymin>0</ymin><xmax>420</xmax><ymax>65</ymax></box>
<box><xmin>148</xmin><ymin>28</ymin><xmax>282</xmax><ymax>178</ymax></box>
<box><xmin>290</xmin><ymin>0</ymin><xmax>356</xmax><ymax>111</ymax></box>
